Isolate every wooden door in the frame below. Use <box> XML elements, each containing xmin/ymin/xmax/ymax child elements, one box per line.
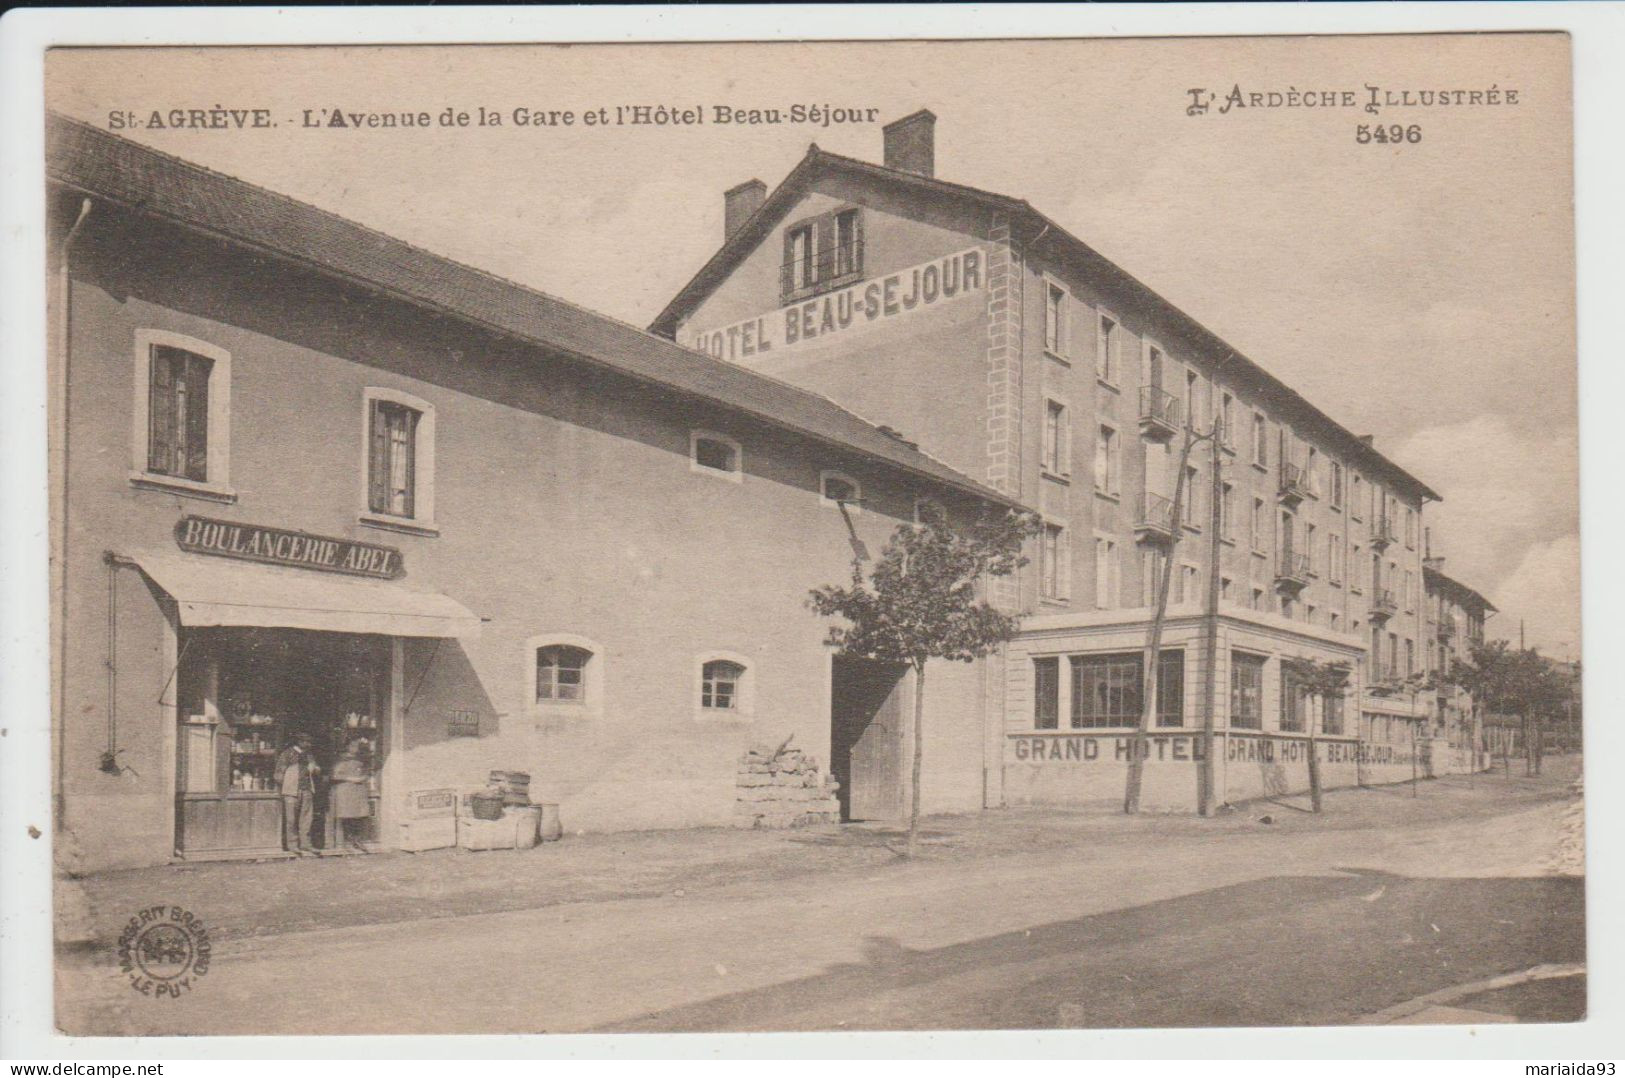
<box><xmin>830</xmin><ymin>657</ymin><xmax>908</xmax><ymax>822</ymax></box>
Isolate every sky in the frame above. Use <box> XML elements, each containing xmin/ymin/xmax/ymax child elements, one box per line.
<box><xmin>46</xmin><ymin>35</ymin><xmax>1579</xmax><ymax>654</ymax></box>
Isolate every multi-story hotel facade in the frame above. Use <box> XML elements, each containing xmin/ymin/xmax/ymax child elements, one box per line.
<box><xmin>654</xmin><ymin>110</ymin><xmax>1473</xmax><ymax>811</ymax></box>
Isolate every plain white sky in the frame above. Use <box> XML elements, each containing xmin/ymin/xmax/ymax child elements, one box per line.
<box><xmin>47</xmin><ymin>34</ymin><xmax>1577</xmax><ymax>653</ymax></box>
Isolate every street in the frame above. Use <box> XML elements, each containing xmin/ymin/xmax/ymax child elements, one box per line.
<box><xmin>56</xmin><ymin>760</ymin><xmax>1583</xmax><ymax>1035</ymax></box>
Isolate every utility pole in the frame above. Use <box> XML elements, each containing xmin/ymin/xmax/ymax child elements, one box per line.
<box><xmin>1199</xmin><ymin>400</ymin><xmax>1224</xmax><ymax>815</ymax></box>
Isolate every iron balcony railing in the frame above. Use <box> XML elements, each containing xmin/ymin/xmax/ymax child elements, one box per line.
<box><xmin>780</xmin><ymin>239</ymin><xmax>865</xmax><ymax>300</ymax></box>
<box><xmin>1135</xmin><ymin>491</ymin><xmax>1177</xmax><ymax>540</ymax></box>
<box><xmin>1278</xmin><ymin>461</ymin><xmax>1310</xmax><ymax>503</ymax></box>
<box><xmin>1370</xmin><ymin>517</ymin><xmax>1398</xmax><ymax>548</ymax></box>
<box><xmin>1138</xmin><ymin>386</ymin><xmax>1182</xmax><ymax>434</ymax></box>
<box><xmin>1276</xmin><ymin>550</ymin><xmax>1312</xmax><ymax>586</ymax></box>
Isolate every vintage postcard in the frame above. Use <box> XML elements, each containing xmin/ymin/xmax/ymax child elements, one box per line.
<box><xmin>21</xmin><ymin>25</ymin><xmax>1585</xmax><ymax>1045</ymax></box>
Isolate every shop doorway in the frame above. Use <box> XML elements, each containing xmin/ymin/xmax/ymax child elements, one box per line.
<box><xmin>829</xmin><ymin>656</ymin><xmax>908</xmax><ymax>822</ymax></box>
<box><xmin>174</xmin><ymin>628</ymin><xmax>390</xmax><ymax>859</ymax></box>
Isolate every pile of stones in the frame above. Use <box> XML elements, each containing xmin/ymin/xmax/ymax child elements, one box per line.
<box><xmin>733</xmin><ymin>742</ymin><xmax>841</xmax><ymax>829</ymax></box>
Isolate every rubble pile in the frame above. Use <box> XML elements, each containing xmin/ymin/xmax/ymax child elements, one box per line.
<box><xmin>733</xmin><ymin>742</ymin><xmax>840</xmax><ymax>830</ymax></box>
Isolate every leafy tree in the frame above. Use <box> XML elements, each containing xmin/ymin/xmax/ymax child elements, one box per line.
<box><xmin>809</xmin><ymin>505</ymin><xmax>1040</xmax><ymax>856</ymax></box>
<box><xmin>1445</xmin><ymin>642</ymin><xmax>1569</xmax><ymax>775</ymax></box>
<box><xmin>1286</xmin><ymin>658</ymin><xmax>1352</xmax><ymax>812</ymax></box>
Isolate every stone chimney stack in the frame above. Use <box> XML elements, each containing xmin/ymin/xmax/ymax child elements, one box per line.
<box><xmin>882</xmin><ymin>109</ymin><xmax>937</xmax><ymax>178</ymax></box>
<box><xmin>723</xmin><ymin>179</ymin><xmax>767</xmax><ymax>241</ymax></box>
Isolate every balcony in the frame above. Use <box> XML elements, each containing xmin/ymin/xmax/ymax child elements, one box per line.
<box><xmin>1370</xmin><ymin>588</ymin><xmax>1398</xmax><ymax>622</ymax></box>
<box><xmin>1436</xmin><ymin>618</ymin><xmax>1458</xmax><ymax>643</ymax></box>
<box><xmin>1278</xmin><ymin>462</ymin><xmax>1310</xmax><ymax>507</ymax></box>
<box><xmin>1275</xmin><ymin>551</ymin><xmax>1312</xmax><ymax>591</ymax></box>
<box><xmin>1370</xmin><ymin>517</ymin><xmax>1397</xmax><ymax>551</ymax></box>
<box><xmin>1138</xmin><ymin>386</ymin><xmax>1182</xmax><ymax>443</ymax></box>
<box><xmin>779</xmin><ymin>239</ymin><xmax>865</xmax><ymax>303</ymax></box>
<box><xmin>1134</xmin><ymin>492</ymin><xmax>1177</xmax><ymax>543</ymax></box>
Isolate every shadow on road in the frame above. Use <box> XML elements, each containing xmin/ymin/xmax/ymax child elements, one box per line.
<box><xmin>601</xmin><ymin>872</ymin><xmax>1583</xmax><ymax>1033</ymax></box>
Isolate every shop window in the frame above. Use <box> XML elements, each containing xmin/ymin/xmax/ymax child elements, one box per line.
<box><xmin>820</xmin><ymin>470</ymin><xmax>862</xmax><ymax>511</ymax></box>
<box><xmin>1324</xmin><ymin>691</ymin><xmax>1346</xmax><ymax>736</ymax></box>
<box><xmin>1230</xmin><ymin>652</ymin><xmax>1266</xmax><ymax>729</ymax></box>
<box><xmin>1280</xmin><ymin>666</ymin><xmax>1312</xmax><ymax>733</ymax></box>
<box><xmin>690</xmin><ymin>430</ymin><xmax>742</xmax><ymax>482</ymax></box>
<box><xmin>1034</xmin><ymin>657</ymin><xmax>1060</xmax><ymax>730</ymax></box>
<box><xmin>1068</xmin><ymin>650</ymin><xmax>1181</xmax><ymax>729</ymax></box>
<box><xmin>362</xmin><ymin>388</ymin><xmax>437</xmax><ymax>532</ymax></box>
<box><xmin>696</xmin><ymin>651</ymin><xmax>754</xmax><ymax>718</ymax></box>
<box><xmin>131</xmin><ymin>330</ymin><xmax>233</xmax><ymax>499</ymax></box>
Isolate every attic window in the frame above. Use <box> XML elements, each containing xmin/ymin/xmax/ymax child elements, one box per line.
<box><xmin>820</xmin><ymin>471</ymin><xmax>862</xmax><ymax>511</ymax></box>
<box><xmin>782</xmin><ymin>209</ymin><xmax>864</xmax><ymax>300</ymax></box>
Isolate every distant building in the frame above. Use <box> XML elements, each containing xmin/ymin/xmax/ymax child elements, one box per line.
<box><xmin>1423</xmin><ymin>553</ymin><xmax>1497</xmax><ymax>765</ymax></box>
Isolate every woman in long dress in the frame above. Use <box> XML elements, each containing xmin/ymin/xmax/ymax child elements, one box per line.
<box><xmin>329</xmin><ymin>739</ymin><xmax>372</xmax><ymax>851</ymax></box>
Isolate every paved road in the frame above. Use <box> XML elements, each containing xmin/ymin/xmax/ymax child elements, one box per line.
<box><xmin>58</xmin><ymin>776</ymin><xmax>1582</xmax><ymax>1035</ymax></box>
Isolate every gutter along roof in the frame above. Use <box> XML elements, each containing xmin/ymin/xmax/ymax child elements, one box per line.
<box><xmin>1424</xmin><ymin>565</ymin><xmax>1498</xmax><ymax>615</ymax></box>
<box><xmin>46</xmin><ymin>115</ymin><xmax>1019</xmax><ymax>512</ymax></box>
<box><xmin>650</xmin><ymin>145</ymin><xmax>1442</xmax><ymax>505</ymax></box>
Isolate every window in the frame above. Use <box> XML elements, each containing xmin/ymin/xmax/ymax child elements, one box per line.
<box><xmin>1330</xmin><ymin>462</ymin><xmax>1345</xmax><ymax>509</ymax></box>
<box><xmin>1177</xmin><ymin>563</ymin><xmax>1200</xmax><ymax>604</ymax></box>
<box><xmin>1040</xmin><ymin>522</ymin><xmax>1069</xmax><ymax>601</ymax></box>
<box><xmin>787</xmin><ymin>224</ymin><xmax>815</xmax><ymax>291</ymax></box>
<box><xmin>690</xmin><ymin>430</ymin><xmax>742</xmax><ymax>481</ymax></box>
<box><xmin>132</xmin><ymin>330</ymin><xmax>233</xmax><ymax>496</ymax></box>
<box><xmin>1096</xmin><ymin>314</ymin><xmax>1118</xmax><ymax>383</ymax></box>
<box><xmin>1305</xmin><ymin>447</ymin><xmax>1321</xmax><ymax>497</ymax></box>
<box><xmin>147</xmin><ymin>345</ymin><xmax>212</xmax><ymax>482</ymax></box>
<box><xmin>1221</xmin><ymin>575</ymin><xmax>1233</xmax><ymax>601</ymax></box>
<box><xmin>362</xmin><ymin>388</ymin><xmax>436</xmax><ymax>529</ymax></box>
<box><xmin>1044</xmin><ymin>280</ymin><xmax>1069</xmax><ymax>356</ymax></box>
<box><xmin>1183</xmin><ymin>465</ymin><xmax>1201</xmax><ymax>526</ymax></box>
<box><xmin>1067</xmin><ymin>651</ymin><xmax>1183</xmax><ymax>729</ymax></box>
<box><xmin>820</xmin><ymin>470</ymin><xmax>861</xmax><ymax>510</ymax></box>
<box><xmin>1253</xmin><ymin>412</ymin><xmax>1268</xmax><ymax>466</ymax></box>
<box><xmin>1405</xmin><ymin>506</ymin><xmax>1417</xmax><ymax>548</ymax></box>
<box><xmin>1042</xmin><ymin>399</ymin><xmax>1070</xmax><ymax>475</ymax></box>
<box><xmin>1230</xmin><ymin>652</ymin><xmax>1266</xmax><ymax>729</ymax></box>
<box><xmin>1221</xmin><ymin>482</ymin><xmax>1235</xmax><ymax>540</ymax></box>
<box><xmin>1280</xmin><ymin>666</ymin><xmax>1311</xmax><ymax>733</ymax></box>
<box><xmin>1350</xmin><ymin>541</ymin><xmax>1364</xmax><ymax>591</ymax></box>
<box><xmin>1251</xmin><ymin>496</ymin><xmax>1267</xmax><ymax>552</ymax></box>
<box><xmin>1034</xmin><ymin>657</ymin><xmax>1060</xmax><ymax>730</ymax></box>
<box><xmin>1305</xmin><ymin>523</ymin><xmax>1318</xmax><ymax>574</ymax></box>
<box><xmin>1094</xmin><ymin>535</ymin><xmax>1118</xmax><ymax>609</ymax></box>
<box><xmin>1405</xmin><ymin>638</ymin><xmax>1415</xmax><ymax>678</ymax></box>
<box><xmin>1324</xmin><ymin>690</ymin><xmax>1346</xmax><ymax>735</ymax></box>
<box><xmin>834</xmin><ymin>210</ymin><xmax>861</xmax><ymax>278</ymax></box>
<box><xmin>536</xmin><ymin>645</ymin><xmax>591</xmax><ymax>704</ymax></box>
<box><xmin>1219</xmin><ymin>392</ymin><xmax>1234</xmax><ymax>447</ymax></box>
<box><xmin>1405</xmin><ymin>569</ymin><xmax>1416</xmax><ymax>611</ymax></box>
<box><xmin>701</xmin><ymin>660</ymin><xmax>745</xmax><ymax>710</ymax></box>
<box><xmin>1094</xmin><ymin>425</ymin><xmax>1118</xmax><ymax>494</ymax></box>
<box><xmin>1330</xmin><ymin>612</ymin><xmax>1342</xmax><ymax>631</ymax></box>
<box><xmin>369</xmin><ymin>400</ymin><xmax>419</xmax><ymax>517</ymax></box>
<box><xmin>1351</xmin><ymin>474</ymin><xmax>1364</xmax><ymax>520</ymax></box>
<box><xmin>1329</xmin><ymin>533</ymin><xmax>1343</xmax><ymax>584</ymax></box>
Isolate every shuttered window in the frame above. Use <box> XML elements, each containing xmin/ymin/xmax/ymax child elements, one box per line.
<box><xmin>147</xmin><ymin>345</ymin><xmax>212</xmax><ymax>481</ymax></box>
<box><xmin>368</xmin><ymin>399</ymin><xmax>420</xmax><ymax>517</ymax></box>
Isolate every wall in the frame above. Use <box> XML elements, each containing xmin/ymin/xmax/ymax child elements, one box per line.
<box><xmin>55</xmin><ymin>204</ymin><xmax>992</xmax><ymax>870</ymax></box>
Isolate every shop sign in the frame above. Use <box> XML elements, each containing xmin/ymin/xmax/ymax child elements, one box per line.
<box><xmin>175</xmin><ymin>516</ymin><xmax>404</xmax><ymax>579</ymax></box>
<box><xmin>683</xmin><ymin>246</ymin><xmax>986</xmax><ymax>363</ymax></box>
<box><xmin>447</xmin><ymin>709</ymin><xmax>480</xmax><ymax>738</ymax></box>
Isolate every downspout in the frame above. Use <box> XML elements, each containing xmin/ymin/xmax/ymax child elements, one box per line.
<box><xmin>54</xmin><ymin>198</ymin><xmax>94</xmax><ymax>830</ymax></box>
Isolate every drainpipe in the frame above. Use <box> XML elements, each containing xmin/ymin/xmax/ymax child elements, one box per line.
<box><xmin>54</xmin><ymin>197</ymin><xmax>93</xmax><ymax>830</ymax></box>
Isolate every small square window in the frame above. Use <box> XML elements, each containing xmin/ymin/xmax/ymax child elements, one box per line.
<box><xmin>821</xmin><ymin>472</ymin><xmax>861</xmax><ymax>508</ymax></box>
<box><xmin>691</xmin><ymin>431</ymin><xmax>742</xmax><ymax>480</ymax></box>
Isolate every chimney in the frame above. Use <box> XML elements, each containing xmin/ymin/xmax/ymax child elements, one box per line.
<box><xmin>883</xmin><ymin>109</ymin><xmax>936</xmax><ymax>178</ymax></box>
<box><xmin>723</xmin><ymin>179</ymin><xmax>766</xmax><ymax>241</ymax></box>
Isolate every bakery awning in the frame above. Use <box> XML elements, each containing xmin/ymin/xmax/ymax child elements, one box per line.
<box><xmin>127</xmin><ymin>551</ymin><xmax>482</xmax><ymax>639</ymax></box>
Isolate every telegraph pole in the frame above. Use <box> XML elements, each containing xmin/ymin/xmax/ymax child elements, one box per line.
<box><xmin>1199</xmin><ymin>401</ymin><xmax>1223</xmax><ymax>815</ymax></box>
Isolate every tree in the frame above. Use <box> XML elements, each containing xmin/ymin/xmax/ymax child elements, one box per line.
<box><xmin>1285</xmin><ymin>658</ymin><xmax>1352</xmax><ymax>813</ymax></box>
<box><xmin>809</xmin><ymin>504</ymin><xmax>1040</xmax><ymax>857</ymax></box>
<box><xmin>1446</xmin><ymin>642</ymin><xmax>1569</xmax><ymax>776</ymax></box>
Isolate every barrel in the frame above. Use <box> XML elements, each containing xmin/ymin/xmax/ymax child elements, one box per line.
<box><xmin>489</xmin><ymin>770</ymin><xmax>531</xmax><ymax>806</ymax></box>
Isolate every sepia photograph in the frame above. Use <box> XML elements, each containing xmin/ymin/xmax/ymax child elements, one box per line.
<box><xmin>2</xmin><ymin>13</ymin><xmax>1603</xmax><ymax>1056</ymax></box>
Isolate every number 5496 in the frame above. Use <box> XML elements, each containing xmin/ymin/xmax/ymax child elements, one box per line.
<box><xmin>1357</xmin><ymin>124</ymin><xmax>1422</xmax><ymax>144</ymax></box>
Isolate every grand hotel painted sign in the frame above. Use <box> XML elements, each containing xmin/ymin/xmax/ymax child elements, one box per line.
<box><xmin>175</xmin><ymin>516</ymin><xmax>405</xmax><ymax>580</ymax></box>
<box><xmin>685</xmin><ymin>246</ymin><xmax>985</xmax><ymax>363</ymax></box>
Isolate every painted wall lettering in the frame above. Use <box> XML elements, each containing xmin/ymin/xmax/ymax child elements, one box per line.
<box><xmin>685</xmin><ymin>247</ymin><xmax>985</xmax><ymax>362</ymax></box>
<box><xmin>175</xmin><ymin>516</ymin><xmax>404</xmax><ymax>579</ymax></box>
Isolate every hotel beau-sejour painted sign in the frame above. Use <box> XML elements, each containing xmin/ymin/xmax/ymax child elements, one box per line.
<box><xmin>175</xmin><ymin>516</ymin><xmax>405</xmax><ymax>580</ymax></box>
<box><xmin>686</xmin><ymin>246</ymin><xmax>986</xmax><ymax>363</ymax></box>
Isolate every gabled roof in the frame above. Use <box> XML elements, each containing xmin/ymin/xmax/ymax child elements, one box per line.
<box><xmin>651</xmin><ymin>145</ymin><xmax>1441</xmax><ymax>504</ymax></box>
<box><xmin>1424</xmin><ymin>565</ymin><xmax>1498</xmax><ymax>616</ymax></box>
<box><xmin>46</xmin><ymin>114</ymin><xmax>1018</xmax><ymax>511</ymax></box>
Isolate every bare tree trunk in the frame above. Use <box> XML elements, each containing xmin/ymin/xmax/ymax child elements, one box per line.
<box><xmin>906</xmin><ymin>660</ymin><xmax>926</xmax><ymax>858</ymax></box>
<box><xmin>1307</xmin><ymin>700</ymin><xmax>1323</xmax><ymax>813</ymax></box>
<box><xmin>1523</xmin><ymin>712</ymin><xmax>1533</xmax><ymax>776</ymax></box>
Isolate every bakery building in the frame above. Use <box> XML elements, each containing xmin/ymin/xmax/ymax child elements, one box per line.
<box><xmin>47</xmin><ymin>115</ymin><xmax>1018</xmax><ymax>873</ymax></box>
<box><xmin>652</xmin><ymin>109</ymin><xmax>1483</xmax><ymax>811</ymax></box>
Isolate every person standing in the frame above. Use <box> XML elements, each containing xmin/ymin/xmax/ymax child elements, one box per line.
<box><xmin>277</xmin><ymin>735</ymin><xmax>319</xmax><ymax>855</ymax></box>
<box><xmin>329</xmin><ymin>740</ymin><xmax>373</xmax><ymax>852</ymax></box>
